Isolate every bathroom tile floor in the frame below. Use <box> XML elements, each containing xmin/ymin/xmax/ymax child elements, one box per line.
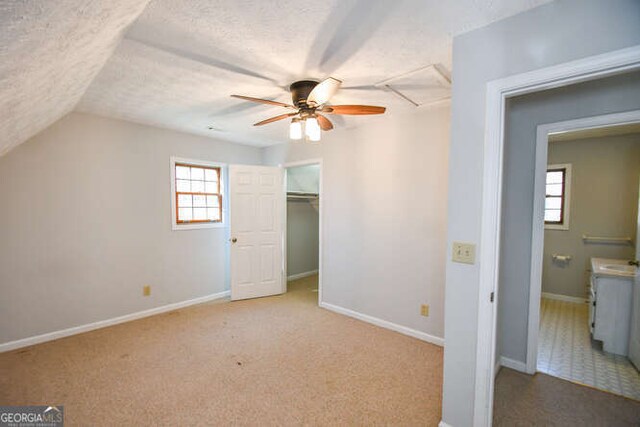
<box><xmin>537</xmin><ymin>298</ymin><xmax>640</xmax><ymax>401</ymax></box>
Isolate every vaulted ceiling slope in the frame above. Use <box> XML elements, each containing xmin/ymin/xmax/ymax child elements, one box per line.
<box><xmin>0</xmin><ymin>0</ymin><xmax>151</xmax><ymax>156</ymax></box>
<box><xmin>0</xmin><ymin>0</ymin><xmax>552</xmax><ymax>155</ymax></box>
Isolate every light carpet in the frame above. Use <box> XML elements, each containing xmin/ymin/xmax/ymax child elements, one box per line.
<box><xmin>0</xmin><ymin>275</ymin><xmax>443</xmax><ymax>425</ymax></box>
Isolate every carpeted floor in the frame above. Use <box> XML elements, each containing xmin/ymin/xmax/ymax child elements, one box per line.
<box><xmin>0</xmin><ymin>275</ymin><xmax>444</xmax><ymax>426</ymax></box>
<box><xmin>493</xmin><ymin>367</ymin><xmax>640</xmax><ymax>426</ymax></box>
<box><xmin>5</xmin><ymin>276</ymin><xmax>636</xmax><ymax>426</ymax></box>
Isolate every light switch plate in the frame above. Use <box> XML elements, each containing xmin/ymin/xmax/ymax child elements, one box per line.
<box><xmin>452</xmin><ymin>242</ymin><xmax>476</xmax><ymax>264</ymax></box>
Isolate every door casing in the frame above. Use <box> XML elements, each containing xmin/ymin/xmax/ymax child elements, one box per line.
<box><xmin>472</xmin><ymin>45</ymin><xmax>640</xmax><ymax>427</ymax></box>
<box><xmin>525</xmin><ymin>110</ymin><xmax>640</xmax><ymax>375</ymax></box>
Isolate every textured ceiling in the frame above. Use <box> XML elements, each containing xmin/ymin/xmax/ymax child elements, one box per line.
<box><xmin>0</xmin><ymin>0</ymin><xmax>151</xmax><ymax>156</ymax></box>
<box><xmin>77</xmin><ymin>0</ymin><xmax>552</xmax><ymax>147</ymax></box>
<box><xmin>1</xmin><ymin>0</ymin><xmax>553</xmax><ymax>154</ymax></box>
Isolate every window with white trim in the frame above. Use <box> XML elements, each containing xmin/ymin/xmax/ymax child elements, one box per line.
<box><xmin>171</xmin><ymin>157</ymin><xmax>226</xmax><ymax>230</ymax></box>
<box><xmin>545</xmin><ymin>164</ymin><xmax>571</xmax><ymax>230</ymax></box>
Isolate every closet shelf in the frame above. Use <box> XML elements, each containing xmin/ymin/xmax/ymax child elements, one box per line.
<box><xmin>287</xmin><ymin>192</ymin><xmax>319</xmax><ymax>200</ymax></box>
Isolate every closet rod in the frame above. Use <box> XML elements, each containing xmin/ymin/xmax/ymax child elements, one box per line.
<box><xmin>287</xmin><ymin>192</ymin><xmax>318</xmax><ymax>200</ymax></box>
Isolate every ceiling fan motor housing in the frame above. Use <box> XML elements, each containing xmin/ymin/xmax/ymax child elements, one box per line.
<box><xmin>289</xmin><ymin>80</ymin><xmax>319</xmax><ymax>107</ymax></box>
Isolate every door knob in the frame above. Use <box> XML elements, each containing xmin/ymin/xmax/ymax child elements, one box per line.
<box><xmin>231</xmin><ymin>237</ymin><xmax>237</xmax><ymax>243</ymax></box>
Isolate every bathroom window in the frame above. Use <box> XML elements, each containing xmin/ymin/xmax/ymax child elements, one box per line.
<box><xmin>545</xmin><ymin>164</ymin><xmax>571</xmax><ymax>230</ymax></box>
<box><xmin>170</xmin><ymin>157</ymin><xmax>226</xmax><ymax>230</ymax></box>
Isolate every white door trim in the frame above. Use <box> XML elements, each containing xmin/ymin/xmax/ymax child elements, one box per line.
<box><xmin>526</xmin><ymin>110</ymin><xmax>640</xmax><ymax>374</ymax></box>
<box><xmin>474</xmin><ymin>44</ymin><xmax>640</xmax><ymax>427</ymax></box>
<box><xmin>283</xmin><ymin>158</ymin><xmax>324</xmax><ymax>306</ymax></box>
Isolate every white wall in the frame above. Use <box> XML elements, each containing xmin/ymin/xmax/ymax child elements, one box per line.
<box><xmin>543</xmin><ymin>134</ymin><xmax>640</xmax><ymax>298</ymax></box>
<box><xmin>264</xmin><ymin>103</ymin><xmax>450</xmax><ymax>342</ymax></box>
<box><xmin>0</xmin><ymin>112</ymin><xmax>261</xmax><ymax>344</ymax></box>
<box><xmin>442</xmin><ymin>0</ymin><xmax>640</xmax><ymax>425</ymax></box>
<box><xmin>287</xmin><ymin>164</ymin><xmax>320</xmax><ymax>277</ymax></box>
<box><xmin>287</xmin><ymin>164</ymin><xmax>319</xmax><ymax>194</ymax></box>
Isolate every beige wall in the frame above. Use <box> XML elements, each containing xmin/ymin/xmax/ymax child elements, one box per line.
<box><xmin>263</xmin><ymin>103</ymin><xmax>450</xmax><ymax>341</ymax></box>
<box><xmin>1</xmin><ymin>105</ymin><xmax>450</xmax><ymax>346</ymax></box>
<box><xmin>0</xmin><ymin>112</ymin><xmax>261</xmax><ymax>344</ymax></box>
<box><xmin>543</xmin><ymin>133</ymin><xmax>640</xmax><ymax>298</ymax></box>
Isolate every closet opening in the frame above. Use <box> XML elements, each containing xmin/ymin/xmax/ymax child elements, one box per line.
<box><xmin>284</xmin><ymin>160</ymin><xmax>322</xmax><ymax>305</ymax></box>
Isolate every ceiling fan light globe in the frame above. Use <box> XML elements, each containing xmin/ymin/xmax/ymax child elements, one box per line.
<box><xmin>305</xmin><ymin>117</ymin><xmax>320</xmax><ymax>135</ymax></box>
<box><xmin>289</xmin><ymin>120</ymin><xmax>302</xmax><ymax>140</ymax></box>
<box><xmin>305</xmin><ymin>117</ymin><xmax>321</xmax><ymax>141</ymax></box>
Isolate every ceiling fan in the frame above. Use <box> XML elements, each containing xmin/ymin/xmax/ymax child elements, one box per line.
<box><xmin>231</xmin><ymin>78</ymin><xmax>386</xmax><ymax>142</ymax></box>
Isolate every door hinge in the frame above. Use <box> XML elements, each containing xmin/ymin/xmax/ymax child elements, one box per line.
<box><xmin>490</xmin><ymin>291</ymin><xmax>495</xmax><ymax>303</ymax></box>
<box><xmin>593</xmin><ymin>301</ymin><xmax>596</xmax><ymax>307</ymax></box>
<box><xmin>591</xmin><ymin>322</ymin><xmax>595</xmax><ymax>328</ymax></box>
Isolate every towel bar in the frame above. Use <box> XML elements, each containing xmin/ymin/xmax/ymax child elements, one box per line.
<box><xmin>582</xmin><ymin>234</ymin><xmax>633</xmax><ymax>245</ymax></box>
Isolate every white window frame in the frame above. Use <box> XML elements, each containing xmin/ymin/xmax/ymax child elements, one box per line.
<box><xmin>544</xmin><ymin>163</ymin><xmax>572</xmax><ymax>231</ymax></box>
<box><xmin>170</xmin><ymin>156</ymin><xmax>228</xmax><ymax>230</ymax></box>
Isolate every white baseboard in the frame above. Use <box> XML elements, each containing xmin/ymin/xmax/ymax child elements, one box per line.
<box><xmin>0</xmin><ymin>290</ymin><xmax>231</xmax><ymax>353</ymax></box>
<box><xmin>499</xmin><ymin>356</ymin><xmax>527</xmax><ymax>373</ymax></box>
<box><xmin>287</xmin><ymin>269</ymin><xmax>318</xmax><ymax>281</ymax></box>
<box><xmin>495</xmin><ymin>358</ymin><xmax>502</xmax><ymax>378</ymax></box>
<box><xmin>319</xmin><ymin>302</ymin><xmax>444</xmax><ymax>347</ymax></box>
<box><xmin>542</xmin><ymin>292</ymin><xmax>587</xmax><ymax>304</ymax></box>
<box><xmin>438</xmin><ymin>421</ymin><xmax>453</xmax><ymax>427</ymax></box>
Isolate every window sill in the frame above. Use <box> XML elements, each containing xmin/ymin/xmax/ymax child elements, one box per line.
<box><xmin>545</xmin><ymin>223</ymin><xmax>569</xmax><ymax>231</ymax></box>
<box><xmin>172</xmin><ymin>222</ymin><xmax>227</xmax><ymax>231</ymax></box>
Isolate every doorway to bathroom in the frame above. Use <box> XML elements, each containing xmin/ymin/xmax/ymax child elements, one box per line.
<box><xmin>479</xmin><ymin>52</ymin><xmax>640</xmax><ymax>426</ymax></box>
<box><xmin>527</xmin><ymin>114</ymin><xmax>640</xmax><ymax>400</ymax></box>
<box><xmin>284</xmin><ymin>160</ymin><xmax>322</xmax><ymax>305</ymax></box>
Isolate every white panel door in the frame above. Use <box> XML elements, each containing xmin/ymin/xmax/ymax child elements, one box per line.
<box><xmin>229</xmin><ymin>165</ymin><xmax>284</xmax><ymax>300</ymax></box>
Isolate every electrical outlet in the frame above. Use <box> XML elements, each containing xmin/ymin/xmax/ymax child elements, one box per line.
<box><xmin>452</xmin><ymin>241</ymin><xmax>476</xmax><ymax>264</ymax></box>
<box><xmin>143</xmin><ymin>285</ymin><xmax>151</xmax><ymax>296</ymax></box>
<box><xmin>420</xmin><ymin>304</ymin><xmax>430</xmax><ymax>317</ymax></box>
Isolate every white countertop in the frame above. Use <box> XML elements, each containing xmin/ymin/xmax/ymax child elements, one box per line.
<box><xmin>591</xmin><ymin>258</ymin><xmax>637</xmax><ymax>279</ymax></box>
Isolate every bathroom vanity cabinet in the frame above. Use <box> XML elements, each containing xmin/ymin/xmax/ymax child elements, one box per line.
<box><xmin>590</xmin><ymin>258</ymin><xmax>635</xmax><ymax>356</ymax></box>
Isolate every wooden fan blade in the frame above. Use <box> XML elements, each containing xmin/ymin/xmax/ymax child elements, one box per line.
<box><xmin>231</xmin><ymin>95</ymin><xmax>295</xmax><ymax>109</ymax></box>
<box><xmin>307</xmin><ymin>77</ymin><xmax>342</xmax><ymax>106</ymax></box>
<box><xmin>322</xmin><ymin>105</ymin><xmax>386</xmax><ymax>115</ymax></box>
<box><xmin>253</xmin><ymin>113</ymin><xmax>297</xmax><ymax>126</ymax></box>
<box><xmin>316</xmin><ymin>114</ymin><xmax>334</xmax><ymax>131</ymax></box>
